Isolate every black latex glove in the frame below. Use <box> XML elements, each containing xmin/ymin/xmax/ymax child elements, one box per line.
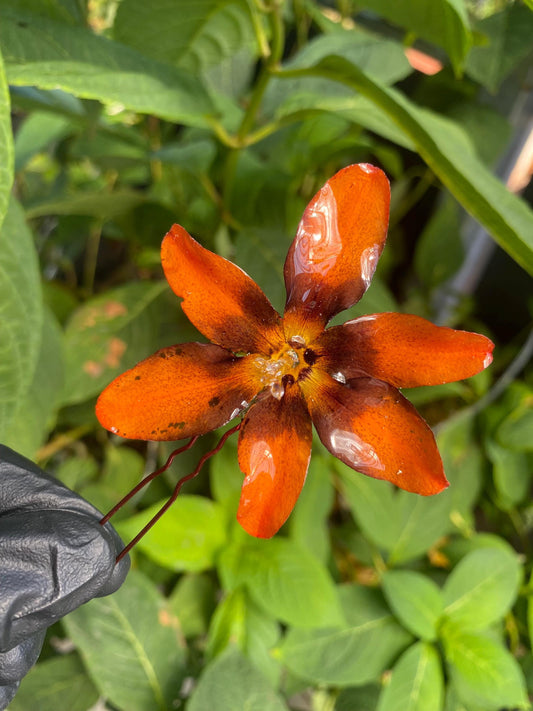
<box><xmin>0</xmin><ymin>445</ymin><xmax>130</xmax><ymax>710</ymax></box>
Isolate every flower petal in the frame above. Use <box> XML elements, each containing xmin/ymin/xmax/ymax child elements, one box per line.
<box><xmin>283</xmin><ymin>164</ymin><xmax>390</xmax><ymax>340</ymax></box>
<box><xmin>237</xmin><ymin>384</ymin><xmax>312</xmax><ymax>538</ymax></box>
<box><xmin>316</xmin><ymin>313</ymin><xmax>494</xmax><ymax>388</ymax></box>
<box><xmin>161</xmin><ymin>225</ymin><xmax>284</xmax><ymax>354</ymax></box>
<box><xmin>96</xmin><ymin>343</ymin><xmax>261</xmax><ymax>441</ymax></box>
<box><xmin>301</xmin><ymin>371</ymin><xmax>448</xmax><ymax>495</ymax></box>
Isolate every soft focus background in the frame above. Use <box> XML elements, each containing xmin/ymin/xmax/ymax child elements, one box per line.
<box><xmin>1</xmin><ymin>1</ymin><xmax>533</xmax><ymax>709</ymax></box>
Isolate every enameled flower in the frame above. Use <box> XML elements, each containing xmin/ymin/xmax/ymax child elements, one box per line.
<box><xmin>96</xmin><ymin>164</ymin><xmax>494</xmax><ymax>538</ymax></box>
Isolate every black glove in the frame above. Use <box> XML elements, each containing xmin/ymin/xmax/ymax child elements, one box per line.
<box><xmin>0</xmin><ymin>445</ymin><xmax>130</xmax><ymax>710</ymax></box>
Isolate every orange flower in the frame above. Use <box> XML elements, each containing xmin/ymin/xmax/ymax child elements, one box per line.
<box><xmin>96</xmin><ymin>164</ymin><xmax>494</xmax><ymax>538</ymax></box>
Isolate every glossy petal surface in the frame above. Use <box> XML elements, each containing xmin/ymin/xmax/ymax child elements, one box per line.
<box><xmin>301</xmin><ymin>371</ymin><xmax>448</xmax><ymax>495</ymax></box>
<box><xmin>316</xmin><ymin>313</ymin><xmax>494</xmax><ymax>388</ymax></box>
<box><xmin>283</xmin><ymin>164</ymin><xmax>390</xmax><ymax>340</ymax></box>
<box><xmin>96</xmin><ymin>343</ymin><xmax>260</xmax><ymax>440</ymax></box>
<box><xmin>161</xmin><ymin>225</ymin><xmax>283</xmax><ymax>354</ymax></box>
<box><xmin>237</xmin><ymin>385</ymin><xmax>312</xmax><ymax>538</ymax></box>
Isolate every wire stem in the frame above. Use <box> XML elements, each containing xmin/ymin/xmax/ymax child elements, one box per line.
<box><xmin>114</xmin><ymin>423</ymin><xmax>241</xmax><ymax>563</ymax></box>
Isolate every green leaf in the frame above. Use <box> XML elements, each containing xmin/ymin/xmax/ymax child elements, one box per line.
<box><xmin>338</xmin><ymin>463</ymin><xmax>452</xmax><ymax>565</ymax></box>
<box><xmin>335</xmin><ymin>685</ymin><xmax>381</xmax><ymax>711</ymax></box>
<box><xmin>114</xmin><ymin>0</ymin><xmax>256</xmax><ymax>73</ymax></box>
<box><xmin>443</xmin><ymin>629</ymin><xmax>528</xmax><ymax>710</ymax></box>
<box><xmin>486</xmin><ymin>439</ymin><xmax>532</xmax><ymax>508</ymax></box>
<box><xmin>117</xmin><ymin>495</ymin><xmax>227</xmax><ymax>572</ymax></box>
<box><xmin>0</xmin><ymin>47</ymin><xmax>14</xmax><ymax>233</ymax></box>
<box><xmin>278</xmin><ymin>585</ymin><xmax>411</xmax><ymax>686</ymax></box>
<box><xmin>0</xmin><ymin>197</ymin><xmax>43</xmax><ymax>441</ymax></box>
<box><xmin>63</xmin><ymin>570</ymin><xmax>186</xmax><ymax>711</ymax></box>
<box><xmin>169</xmin><ymin>573</ymin><xmax>217</xmax><ymax>638</ymax></box>
<box><xmin>62</xmin><ymin>280</ymin><xmax>167</xmax><ymax>405</ymax></box>
<box><xmin>14</xmin><ymin>110</ymin><xmax>73</xmax><ymax>171</ymax></box>
<box><xmin>442</xmin><ymin>546</ymin><xmax>522</xmax><ymax>631</ymax></box>
<box><xmin>1</xmin><ymin>8</ymin><xmax>214</xmax><ymax>126</ymax></box>
<box><xmin>188</xmin><ymin>647</ymin><xmax>289</xmax><ymax>711</ymax></box>
<box><xmin>281</xmin><ymin>57</ymin><xmax>533</xmax><ymax>274</ymax></box>
<box><xmin>2</xmin><ymin>0</ymin><xmax>86</xmax><ymax>24</ymax></box>
<box><xmin>414</xmin><ymin>197</ymin><xmax>463</xmax><ymax>288</ymax></box>
<box><xmin>9</xmin><ymin>654</ymin><xmax>99</xmax><ymax>711</ymax></box>
<box><xmin>3</xmin><ymin>307</ymin><xmax>63</xmax><ymax>457</ymax></box>
<box><xmin>25</xmin><ymin>189</ymin><xmax>146</xmax><ymax>219</ymax></box>
<box><xmin>206</xmin><ymin>587</ymin><xmax>280</xmax><ymax>684</ymax></box>
<box><xmin>218</xmin><ymin>537</ymin><xmax>344</xmax><ymax>628</ymax></box>
<box><xmin>381</xmin><ymin>570</ymin><xmax>444</xmax><ymax>641</ymax></box>
<box><xmin>497</xmin><ymin>402</ymin><xmax>533</xmax><ymax>452</ymax></box>
<box><xmin>289</xmin><ymin>454</ymin><xmax>334</xmax><ymax>564</ymax></box>
<box><xmin>377</xmin><ymin>642</ymin><xmax>444</xmax><ymax>711</ymax></box>
<box><xmin>466</xmin><ymin>4</ymin><xmax>533</xmax><ymax>93</ymax></box>
<box><xmin>357</xmin><ymin>0</ymin><xmax>472</xmax><ymax>73</ymax></box>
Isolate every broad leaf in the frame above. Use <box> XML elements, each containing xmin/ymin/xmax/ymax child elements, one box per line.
<box><xmin>169</xmin><ymin>573</ymin><xmax>217</xmax><ymax>638</ymax></box>
<box><xmin>466</xmin><ymin>4</ymin><xmax>533</xmax><ymax>93</ymax></box>
<box><xmin>188</xmin><ymin>647</ymin><xmax>289</xmax><ymax>711</ymax></box>
<box><xmin>278</xmin><ymin>57</ymin><xmax>533</xmax><ymax>274</ymax></box>
<box><xmin>9</xmin><ymin>654</ymin><xmax>98</xmax><ymax>711</ymax></box>
<box><xmin>357</xmin><ymin>0</ymin><xmax>472</xmax><ymax>73</ymax></box>
<box><xmin>0</xmin><ymin>197</ymin><xmax>43</xmax><ymax>440</ymax></box>
<box><xmin>0</xmin><ymin>47</ymin><xmax>13</xmax><ymax>233</ymax></box>
<box><xmin>497</xmin><ymin>402</ymin><xmax>533</xmax><ymax>452</ymax></box>
<box><xmin>279</xmin><ymin>585</ymin><xmax>411</xmax><ymax>686</ymax></box>
<box><xmin>218</xmin><ymin>537</ymin><xmax>344</xmax><ymax>628</ymax></box>
<box><xmin>117</xmin><ymin>495</ymin><xmax>228</xmax><ymax>572</ymax></box>
<box><xmin>3</xmin><ymin>307</ymin><xmax>63</xmax><ymax>457</ymax></box>
<box><xmin>442</xmin><ymin>546</ymin><xmax>522</xmax><ymax>631</ymax></box>
<box><xmin>114</xmin><ymin>0</ymin><xmax>256</xmax><ymax>73</ymax></box>
<box><xmin>206</xmin><ymin>586</ymin><xmax>280</xmax><ymax>684</ymax></box>
<box><xmin>338</xmin><ymin>463</ymin><xmax>452</xmax><ymax>564</ymax></box>
<box><xmin>377</xmin><ymin>642</ymin><xmax>444</xmax><ymax>711</ymax></box>
<box><xmin>63</xmin><ymin>570</ymin><xmax>186</xmax><ymax>711</ymax></box>
<box><xmin>443</xmin><ymin>629</ymin><xmax>528</xmax><ymax>710</ymax></box>
<box><xmin>1</xmin><ymin>8</ymin><xmax>214</xmax><ymax>126</ymax></box>
<box><xmin>382</xmin><ymin>570</ymin><xmax>443</xmax><ymax>641</ymax></box>
<box><xmin>62</xmin><ymin>280</ymin><xmax>167</xmax><ymax>405</ymax></box>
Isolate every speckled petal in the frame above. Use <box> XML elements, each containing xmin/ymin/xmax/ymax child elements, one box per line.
<box><xmin>96</xmin><ymin>343</ymin><xmax>262</xmax><ymax>441</ymax></box>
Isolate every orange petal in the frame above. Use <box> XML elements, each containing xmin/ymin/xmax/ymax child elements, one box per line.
<box><xmin>301</xmin><ymin>371</ymin><xmax>448</xmax><ymax>495</ymax></box>
<box><xmin>237</xmin><ymin>385</ymin><xmax>312</xmax><ymax>538</ymax></box>
<box><xmin>316</xmin><ymin>313</ymin><xmax>494</xmax><ymax>388</ymax></box>
<box><xmin>161</xmin><ymin>225</ymin><xmax>283</xmax><ymax>355</ymax></box>
<box><xmin>96</xmin><ymin>343</ymin><xmax>261</xmax><ymax>441</ymax></box>
<box><xmin>283</xmin><ymin>164</ymin><xmax>390</xmax><ymax>341</ymax></box>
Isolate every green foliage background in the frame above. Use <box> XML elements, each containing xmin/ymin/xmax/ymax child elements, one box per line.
<box><xmin>1</xmin><ymin>0</ymin><xmax>533</xmax><ymax>709</ymax></box>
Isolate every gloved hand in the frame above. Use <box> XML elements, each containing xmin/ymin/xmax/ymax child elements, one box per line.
<box><xmin>0</xmin><ymin>445</ymin><xmax>130</xmax><ymax>710</ymax></box>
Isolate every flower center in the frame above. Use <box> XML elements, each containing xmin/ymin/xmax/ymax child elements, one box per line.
<box><xmin>252</xmin><ymin>340</ymin><xmax>315</xmax><ymax>400</ymax></box>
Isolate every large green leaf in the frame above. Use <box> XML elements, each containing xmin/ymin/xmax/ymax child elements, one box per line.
<box><xmin>9</xmin><ymin>654</ymin><xmax>99</xmax><ymax>711</ymax></box>
<box><xmin>356</xmin><ymin>0</ymin><xmax>472</xmax><ymax>73</ymax></box>
<box><xmin>443</xmin><ymin>629</ymin><xmax>528</xmax><ymax>710</ymax></box>
<box><xmin>219</xmin><ymin>537</ymin><xmax>344</xmax><ymax>628</ymax></box>
<box><xmin>0</xmin><ymin>48</ymin><xmax>13</xmax><ymax>233</ymax></box>
<box><xmin>466</xmin><ymin>4</ymin><xmax>533</xmax><ymax>93</ymax></box>
<box><xmin>377</xmin><ymin>642</ymin><xmax>444</xmax><ymax>711</ymax></box>
<box><xmin>278</xmin><ymin>585</ymin><xmax>411</xmax><ymax>686</ymax></box>
<box><xmin>63</xmin><ymin>570</ymin><xmax>186</xmax><ymax>711</ymax></box>
<box><xmin>278</xmin><ymin>57</ymin><xmax>533</xmax><ymax>274</ymax></box>
<box><xmin>114</xmin><ymin>0</ymin><xmax>256</xmax><ymax>73</ymax></box>
<box><xmin>381</xmin><ymin>570</ymin><xmax>443</xmax><ymax>641</ymax></box>
<box><xmin>0</xmin><ymin>8</ymin><xmax>214</xmax><ymax>126</ymax></box>
<box><xmin>0</xmin><ymin>197</ymin><xmax>43</xmax><ymax>440</ymax></box>
<box><xmin>338</xmin><ymin>464</ymin><xmax>452</xmax><ymax>565</ymax></box>
<box><xmin>62</xmin><ymin>280</ymin><xmax>167</xmax><ymax>405</ymax></box>
<box><xmin>3</xmin><ymin>307</ymin><xmax>63</xmax><ymax>457</ymax></box>
<box><xmin>442</xmin><ymin>546</ymin><xmax>522</xmax><ymax>631</ymax></box>
<box><xmin>188</xmin><ymin>647</ymin><xmax>289</xmax><ymax>711</ymax></box>
<box><xmin>116</xmin><ymin>495</ymin><xmax>228</xmax><ymax>572</ymax></box>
